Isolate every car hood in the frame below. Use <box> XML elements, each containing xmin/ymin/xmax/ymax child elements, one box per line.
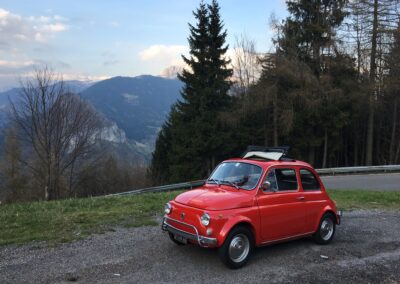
<box><xmin>174</xmin><ymin>186</ymin><xmax>255</xmax><ymax>210</ymax></box>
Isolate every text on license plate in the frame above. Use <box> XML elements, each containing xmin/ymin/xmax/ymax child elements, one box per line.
<box><xmin>174</xmin><ymin>234</ymin><xmax>187</xmax><ymax>244</ymax></box>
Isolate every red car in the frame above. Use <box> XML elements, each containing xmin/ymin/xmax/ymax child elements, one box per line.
<box><xmin>162</xmin><ymin>146</ymin><xmax>341</xmax><ymax>269</ymax></box>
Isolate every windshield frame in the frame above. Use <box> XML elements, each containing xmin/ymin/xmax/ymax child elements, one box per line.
<box><xmin>207</xmin><ymin>161</ymin><xmax>264</xmax><ymax>191</ymax></box>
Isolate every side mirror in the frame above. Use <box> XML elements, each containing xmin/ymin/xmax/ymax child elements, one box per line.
<box><xmin>261</xmin><ymin>180</ymin><xmax>271</xmax><ymax>191</ymax></box>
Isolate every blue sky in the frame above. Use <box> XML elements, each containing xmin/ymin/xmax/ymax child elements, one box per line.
<box><xmin>0</xmin><ymin>0</ymin><xmax>288</xmax><ymax>90</ymax></box>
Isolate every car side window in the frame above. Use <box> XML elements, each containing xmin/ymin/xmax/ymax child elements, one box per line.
<box><xmin>265</xmin><ymin>170</ymin><xmax>278</xmax><ymax>192</ymax></box>
<box><xmin>300</xmin><ymin>169</ymin><xmax>321</xmax><ymax>191</ymax></box>
<box><xmin>275</xmin><ymin>168</ymin><xmax>298</xmax><ymax>191</ymax></box>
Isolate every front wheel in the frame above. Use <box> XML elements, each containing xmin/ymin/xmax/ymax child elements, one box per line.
<box><xmin>218</xmin><ymin>226</ymin><xmax>253</xmax><ymax>269</ymax></box>
<box><xmin>313</xmin><ymin>213</ymin><xmax>336</xmax><ymax>245</ymax></box>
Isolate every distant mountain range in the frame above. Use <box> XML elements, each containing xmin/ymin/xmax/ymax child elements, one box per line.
<box><xmin>0</xmin><ymin>80</ymin><xmax>95</xmax><ymax>108</ymax></box>
<box><xmin>81</xmin><ymin>75</ymin><xmax>182</xmax><ymax>144</ymax></box>
<box><xmin>0</xmin><ymin>75</ymin><xmax>183</xmax><ymax>163</ymax></box>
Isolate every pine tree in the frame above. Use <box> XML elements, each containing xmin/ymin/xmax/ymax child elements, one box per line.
<box><xmin>151</xmin><ymin>0</ymin><xmax>232</xmax><ymax>183</ymax></box>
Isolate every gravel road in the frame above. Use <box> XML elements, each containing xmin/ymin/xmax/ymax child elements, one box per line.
<box><xmin>1</xmin><ymin>210</ymin><xmax>400</xmax><ymax>284</ymax></box>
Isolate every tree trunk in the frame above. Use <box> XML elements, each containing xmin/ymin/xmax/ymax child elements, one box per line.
<box><xmin>69</xmin><ymin>161</ymin><xmax>75</xmax><ymax>196</ymax></box>
<box><xmin>389</xmin><ymin>99</ymin><xmax>398</xmax><ymax>164</ymax></box>
<box><xmin>44</xmin><ymin>186</ymin><xmax>49</xmax><ymax>201</ymax></box>
<box><xmin>353</xmin><ymin>128</ymin><xmax>359</xmax><ymax>166</ymax></box>
<box><xmin>365</xmin><ymin>0</ymin><xmax>378</xmax><ymax>166</ymax></box>
<box><xmin>322</xmin><ymin>128</ymin><xmax>328</xmax><ymax>168</ymax></box>
<box><xmin>395</xmin><ymin>139</ymin><xmax>400</xmax><ymax>164</ymax></box>
<box><xmin>308</xmin><ymin>146</ymin><xmax>315</xmax><ymax>166</ymax></box>
<box><xmin>273</xmin><ymin>92</ymin><xmax>278</xmax><ymax>147</ymax></box>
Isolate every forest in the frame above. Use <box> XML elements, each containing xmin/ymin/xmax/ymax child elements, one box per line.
<box><xmin>1</xmin><ymin>0</ymin><xmax>399</xmax><ymax>203</ymax></box>
<box><xmin>151</xmin><ymin>0</ymin><xmax>400</xmax><ymax>184</ymax></box>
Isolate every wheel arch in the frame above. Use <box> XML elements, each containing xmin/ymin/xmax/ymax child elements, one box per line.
<box><xmin>313</xmin><ymin>207</ymin><xmax>337</xmax><ymax>232</ymax></box>
<box><xmin>218</xmin><ymin>217</ymin><xmax>258</xmax><ymax>246</ymax></box>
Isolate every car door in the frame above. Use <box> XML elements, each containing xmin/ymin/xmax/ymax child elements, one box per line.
<box><xmin>299</xmin><ymin>168</ymin><xmax>326</xmax><ymax>232</ymax></box>
<box><xmin>257</xmin><ymin>167</ymin><xmax>307</xmax><ymax>242</ymax></box>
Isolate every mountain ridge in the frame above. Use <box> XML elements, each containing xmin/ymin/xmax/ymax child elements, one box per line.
<box><xmin>80</xmin><ymin>75</ymin><xmax>182</xmax><ymax>144</ymax></box>
<box><xmin>0</xmin><ymin>75</ymin><xmax>183</xmax><ymax>162</ymax></box>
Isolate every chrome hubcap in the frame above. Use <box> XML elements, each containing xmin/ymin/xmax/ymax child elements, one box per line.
<box><xmin>229</xmin><ymin>234</ymin><xmax>250</xmax><ymax>263</ymax></box>
<box><xmin>320</xmin><ymin>218</ymin><xmax>334</xmax><ymax>241</ymax></box>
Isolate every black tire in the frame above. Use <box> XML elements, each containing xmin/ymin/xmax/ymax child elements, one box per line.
<box><xmin>218</xmin><ymin>226</ymin><xmax>254</xmax><ymax>269</ymax></box>
<box><xmin>168</xmin><ymin>232</ymin><xmax>185</xmax><ymax>245</ymax></box>
<box><xmin>313</xmin><ymin>213</ymin><xmax>336</xmax><ymax>245</ymax></box>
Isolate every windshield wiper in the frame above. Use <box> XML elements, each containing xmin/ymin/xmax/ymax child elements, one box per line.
<box><xmin>221</xmin><ymin>180</ymin><xmax>239</xmax><ymax>189</ymax></box>
<box><xmin>207</xmin><ymin>178</ymin><xmax>220</xmax><ymax>186</ymax></box>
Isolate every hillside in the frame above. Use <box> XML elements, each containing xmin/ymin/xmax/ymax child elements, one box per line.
<box><xmin>80</xmin><ymin>75</ymin><xmax>182</xmax><ymax>145</ymax></box>
<box><xmin>0</xmin><ymin>75</ymin><xmax>182</xmax><ymax>162</ymax></box>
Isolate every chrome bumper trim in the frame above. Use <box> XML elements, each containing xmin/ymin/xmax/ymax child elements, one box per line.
<box><xmin>162</xmin><ymin>216</ymin><xmax>217</xmax><ymax>247</ymax></box>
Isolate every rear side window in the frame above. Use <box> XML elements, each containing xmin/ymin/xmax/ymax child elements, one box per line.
<box><xmin>265</xmin><ymin>168</ymin><xmax>298</xmax><ymax>191</ymax></box>
<box><xmin>300</xmin><ymin>169</ymin><xmax>321</xmax><ymax>191</ymax></box>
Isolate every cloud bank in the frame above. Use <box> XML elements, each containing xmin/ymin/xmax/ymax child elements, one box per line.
<box><xmin>139</xmin><ymin>44</ymin><xmax>187</xmax><ymax>65</ymax></box>
<box><xmin>0</xmin><ymin>8</ymin><xmax>68</xmax><ymax>48</ymax></box>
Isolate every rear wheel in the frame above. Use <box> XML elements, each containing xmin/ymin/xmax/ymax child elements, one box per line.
<box><xmin>313</xmin><ymin>213</ymin><xmax>336</xmax><ymax>245</ymax></box>
<box><xmin>218</xmin><ymin>226</ymin><xmax>254</xmax><ymax>269</ymax></box>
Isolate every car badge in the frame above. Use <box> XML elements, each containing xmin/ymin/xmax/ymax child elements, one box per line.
<box><xmin>180</xmin><ymin>212</ymin><xmax>185</xmax><ymax>220</ymax></box>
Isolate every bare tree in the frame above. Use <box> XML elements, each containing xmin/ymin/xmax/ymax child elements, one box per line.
<box><xmin>9</xmin><ymin>68</ymin><xmax>103</xmax><ymax>200</ymax></box>
<box><xmin>344</xmin><ymin>0</ymin><xmax>400</xmax><ymax>165</ymax></box>
<box><xmin>0</xmin><ymin>125</ymin><xmax>27</xmax><ymax>202</ymax></box>
<box><xmin>231</xmin><ymin>33</ymin><xmax>261</xmax><ymax>96</ymax></box>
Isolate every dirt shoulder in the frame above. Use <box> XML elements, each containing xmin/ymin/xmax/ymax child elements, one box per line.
<box><xmin>1</xmin><ymin>210</ymin><xmax>399</xmax><ymax>284</ymax></box>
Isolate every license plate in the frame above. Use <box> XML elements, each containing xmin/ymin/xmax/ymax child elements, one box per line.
<box><xmin>174</xmin><ymin>234</ymin><xmax>187</xmax><ymax>244</ymax></box>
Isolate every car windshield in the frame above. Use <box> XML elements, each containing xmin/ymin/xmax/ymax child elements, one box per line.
<box><xmin>207</xmin><ymin>162</ymin><xmax>262</xmax><ymax>190</ymax></box>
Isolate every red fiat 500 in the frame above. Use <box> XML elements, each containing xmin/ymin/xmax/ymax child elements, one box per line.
<box><xmin>162</xmin><ymin>146</ymin><xmax>341</xmax><ymax>269</ymax></box>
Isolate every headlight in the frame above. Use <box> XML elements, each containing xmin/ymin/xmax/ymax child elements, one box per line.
<box><xmin>201</xmin><ymin>213</ymin><xmax>210</xmax><ymax>226</ymax></box>
<box><xmin>164</xmin><ymin>203</ymin><xmax>172</xmax><ymax>215</ymax></box>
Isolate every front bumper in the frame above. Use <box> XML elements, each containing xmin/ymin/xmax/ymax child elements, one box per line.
<box><xmin>162</xmin><ymin>216</ymin><xmax>217</xmax><ymax>247</ymax></box>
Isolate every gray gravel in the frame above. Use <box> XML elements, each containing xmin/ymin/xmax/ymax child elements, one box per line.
<box><xmin>1</xmin><ymin>210</ymin><xmax>400</xmax><ymax>284</ymax></box>
<box><xmin>322</xmin><ymin>173</ymin><xmax>400</xmax><ymax>191</ymax></box>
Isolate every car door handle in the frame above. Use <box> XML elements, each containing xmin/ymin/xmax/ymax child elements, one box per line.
<box><xmin>296</xmin><ymin>196</ymin><xmax>305</xmax><ymax>201</ymax></box>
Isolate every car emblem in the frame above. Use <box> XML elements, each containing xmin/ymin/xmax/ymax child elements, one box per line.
<box><xmin>180</xmin><ymin>212</ymin><xmax>185</xmax><ymax>220</ymax></box>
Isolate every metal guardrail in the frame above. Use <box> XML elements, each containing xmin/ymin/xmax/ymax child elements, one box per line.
<box><xmin>316</xmin><ymin>165</ymin><xmax>400</xmax><ymax>175</ymax></box>
<box><xmin>107</xmin><ymin>165</ymin><xmax>400</xmax><ymax>197</ymax></box>
<box><xmin>107</xmin><ymin>180</ymin><xmax>205</xmax><ymax>197</ymax></box>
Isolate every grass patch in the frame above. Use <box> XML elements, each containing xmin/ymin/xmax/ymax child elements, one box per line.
<box><xmin>0</xmin><ymin>191</ymin><xmax>181</xmax><ymax>246</ymax></box>
<box><xmin>0</xmin><ymin>189</ymin><xmax>399</xmax><ymax>246</ymax></box>
<box><xmin>327</xmin><ymin>189</ymin><xmax>400</xmax><ymax>210</ymax></box>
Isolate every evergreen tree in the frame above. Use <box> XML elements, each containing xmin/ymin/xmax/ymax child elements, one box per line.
<box><xmin>151</xmin><ymin>0</ymin><xmax>232</xmax><ymax>183</ymax></box>
<box><xmin>253</xmin><ymin>0</ymin><xmax>355</xmax><ymax>166</ymax></box>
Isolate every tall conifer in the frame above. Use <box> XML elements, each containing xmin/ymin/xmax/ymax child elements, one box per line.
<box><xmin>151</xmin><ymin>0</ymin><xmax>232</xmax><ymax>183</ymax></box>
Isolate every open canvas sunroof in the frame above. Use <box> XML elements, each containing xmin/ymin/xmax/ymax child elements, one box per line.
<box><xmin>243</xmin><ymin>151</ymin><xmax>284</xmax><ymax>161</ymax></box>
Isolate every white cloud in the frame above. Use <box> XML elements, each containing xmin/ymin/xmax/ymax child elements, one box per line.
<box><xmin>42</xmin><ymin>23</ymin><xmax>68</xmax><ymax>32</ymax></box>
<box><xmin>139</xmin><ymin>44</ymin><xmax>187</xmax><ymax>62</ymax></box>
<box><xmin>139</xmin><ymin>44</ymin><xmax>189</xmax><ymax>77</ymax></box>
<box><xmin>61</xmin><ymin>73</ymin><xmax>110</xmax><ymax>82</ymax></box>
<box><xmin>0</xmin><ymin>59</ymin><xmax>36</xmax><ymax>68</ymax></box>
<box><xmin>138</xmin><ymin>45</ymin><xmax>188</xmax><ymax>76</ymax></box>
<box><xmin>0</xmin><ymin>8</ymin><xmax>68</xmax><ymax>46</ymax></box>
